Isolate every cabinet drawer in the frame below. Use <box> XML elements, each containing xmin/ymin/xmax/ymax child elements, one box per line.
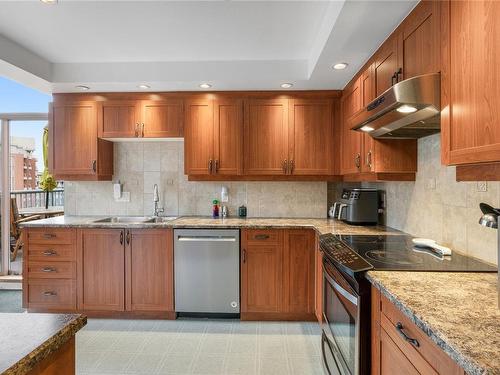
<box><xmin>381</xmin><ymin>295</ymin><xmax>463</xmax><ymax>375</ymax></box>
<box><xmin>28</xmin><ymin>244</ymin><xmax>76</xmax><ymax>262</ymax></box>
<box><xmin>28</xmin><ymin>229</ymin><xmax>75</xmax><ymax>245</ymax></box>
<box><xmin>244</xmin><ymin>229</ymin><xmax>281</xmax><ymax>245</ymax></box>
<box><xmin>27</xmin><ymin>261</ymin><xmax>75</xmax><ymax>279</ymax></box>
<box><xmin>27</xmin><ymin>279</ymin><xmax>76</xmax><ymax>310</ymax></box>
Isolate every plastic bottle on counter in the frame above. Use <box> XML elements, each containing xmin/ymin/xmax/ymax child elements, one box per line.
<box><xmin>212</xmin><ymin>199</ymin><xmax>220</xmax><ymax>218</ymax></box>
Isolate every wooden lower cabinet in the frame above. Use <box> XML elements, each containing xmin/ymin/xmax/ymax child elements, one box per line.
<box><xmin>240</xmin><ymin>229</ymin><xmax>315</xmax><ymax>320</ymax></box>
<box><xmin>126</xmin><ymin>229</ymin><xmax>174</xmax><ymax>312</ymax></box>
<box><xmin>371</xmin><ymin>286</ymin><xmax>465</xmax><ymax>375</ymax></box>
<box><xmin>78</xmin><ymin>229</ymin><xmax>125</xmax><ymax>311</ymax></box>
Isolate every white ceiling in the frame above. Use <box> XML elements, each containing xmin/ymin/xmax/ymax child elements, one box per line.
<box><xmin>0</xmin><ymin>0</ymin><xmax>417</xmax><ymax>93</ymax></box>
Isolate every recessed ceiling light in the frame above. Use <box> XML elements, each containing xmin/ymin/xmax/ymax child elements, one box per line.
<box><xmin>280</xmin><ymin>83</ymin><xmax>293</xmax><ymax>89</ymax></box>
<box><xmin>332</xmin><ymin>63</ymin><xmax>349</xmax><ymax>70</ymax></box>
<box><xmin>40</xmin><ymin>0</ymin><xmax>58</xmax><ymax>4</ymax></box>
<box><xmin>360</xmin><ymin>125</ymin><xmax>374</xmax><ymax>132</ymax></box>
<box><xmin>75</xmin><ymin>85</ymin><xmax>90</xmax><ymax>91</ymax></box>
<box><xmin>397</xmin><ymin>105</ymin><xmax>418</xmax><ymax>113</ymax></box>
<box><xmin>137</xmin><ymin>84</ymin><xmax>151</xmax><ymax>89</ymax></box>
<box><xmin>199</xmin><ymin>83</ymin><xmax>212</xmax><ymax>89</ymax></box>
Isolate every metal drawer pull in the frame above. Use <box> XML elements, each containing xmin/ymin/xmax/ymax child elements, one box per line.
<box><xmin>43</xmin><ymin>291</ymin><xmax>57</xmax><ymax>296</ymax></box>
<box><xmin>254</xmin><ymin>234</ymin><xmax>270</xmax><ymax>240</ymax></box>
<box><xmin>43</xmin><ymin>233</ymin><xmax>56</xmax><ymax>239</ymax></box>
<box><xmin>42</xmin><ymin>267</ymin><xmax>56</xmax><ymax>272</ymax></box>
<box><xmin>42</xmin><ymin>250</ymin><xmax>57</xmax><ymax>256</ymax></box>
<box><xmin>396</xmin><ymin>322</ymin><xmax>420</xmax><ymax>347</ymax></box>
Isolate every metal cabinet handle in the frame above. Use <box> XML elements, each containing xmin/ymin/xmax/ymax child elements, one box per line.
<box><xmin>214</xmin><ymin>159</ymin><xmax>219</xmax><ymax>173</ymax></box>
<box><xmin>395</xmin><ymin>68</ymin><xmax>403</xmax><ymax>83</ymax></box>
<box><xmin>391</xmin><ymin>72</ymin><xmax>398</xmax><ymax>86</ymax></box>
<box><xmin>254</xmin><ymin>234</ymin><xmax>270</xmax><ymax>240</ymax></box>
<box><xmin>396</xmin><ymin>322</ymin><xmax>420</xmax><ymax>348</ymax></box>
<box><xmin>282</xmin><ymin>159</ymin><xmax>288</xmax><ymax>174</ymax></box>
<box><xmin>126</xmin><ymin>230</ymin><xmax>131</xmax><ymax>245</ymax></box>
<box><xmin>43</xmin><ymin>233</ymin><xmax>56</xmax><ymax>239</ymax></box>
<box><xmin>242</xmin><ymin>249</ymin><xmax>246</xmax><ymax>263</ymax></box>
<box><xmin>42</xmin><ymin>250</ymin><xmax>57</xmax><ymax>256</ymax></box>
<box><xmin>120</xmin><ymin>231</ymin><xmax>123</xmax><ymax>245</ymax></box>
<box><xmin>92</xmin><ymin>160</ymin><xmax>97</xmax><ymax>173</ymax></box>
<box><xmin>208</xmin><ymin>159</ymin><xmax>213</xmax><ymax>174</ymax></box>
<box><xmin>42</xmin><ymin>267</ymin><xmax>56</xmax><ymax>273</ymax></box>
<box><xmin>141</xmin><ymin>123</ymin><xmax>145</xmax><ymax>137</ymax></box>
<box><xmin>366</xmin><ymin>151</ymin><xmax>372</xmax><ymax>170</ymax></box>
<box><xmin>43</xmin><ymin>291</ymin><xmax>57</xmax><ymax>296</ymax></box>
<box><xmin>289</xmin><ymin>159</ymin><xmax>294</xmax><ymax>174</ymax></box>
<box><xmin>355</xmin><ymin>153</ymin><xmax>361</xmax><ymax>169</ymax></box>
<box><xmin>134</xmin><ymin>123</ymin><xmax>139</xmax><ymax>137</ymax></box>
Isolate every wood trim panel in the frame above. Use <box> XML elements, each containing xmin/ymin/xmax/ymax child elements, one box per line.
<box><xmin>342</xmin><ymin>172</ymin><xmax>415</xmax><ymax>182</ymax></box>
<box><xmin>456</xmin><ymin>162</ymin><xmax>500</xmax><ymax>181</ymax></box>
<box><xmin>371</xmin><ymin>286</ymin><xmax>381</xmax><ymax>375</ymax></box>
<box><xmin>314</xmin><ymin>234</ymin><xmax>323</xmax><ymax>324</ymax></box>
<box><xmin>187</xmin><ymin>174</ymin><xmax>342</xmax><ymax>182</ymax></box>
<box><xmin>240</xmin><ymin>312</ymin><xmax>316</xmax><ymax>321</ymax></box>
<box><xmin>27</xmin><ymin>337</ymin><xmax>75</xmax><ymax>375</ymax></box>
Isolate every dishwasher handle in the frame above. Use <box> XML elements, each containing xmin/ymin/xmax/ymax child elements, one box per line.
<box><xmin>177</xmin><ymin>236</ymin><xmax>237</xmax><ymax>242</ymax></box>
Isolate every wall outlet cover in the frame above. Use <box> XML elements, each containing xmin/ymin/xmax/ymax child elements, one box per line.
<box><xmin>426</xmin><ymin>178</ymin><xmax>436</xmax><ymax>190</ymax></box>
<box><xmin>476</xmin><ymin>181</ymin><xmax>488</xmax><ymax>192</ymax></box>
<box><xmin>115</xmin><ymin>191</ymin><xmax>130</xmax><ymax>202</ymax></box>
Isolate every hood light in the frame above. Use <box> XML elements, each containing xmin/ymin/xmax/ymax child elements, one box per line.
<box><xmin>397</xmin><ymin>105</ymin><xmax>417</xmax><ymax>113</ymax></box>
<box><xmin>360</xmin><ymin>125</ymin><xmax>374</xmax><ymax>132</ymax></box>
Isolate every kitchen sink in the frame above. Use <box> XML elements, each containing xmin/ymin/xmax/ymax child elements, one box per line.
<box><xmin>92</xmin><ymin>216</ymin><xmax>178</xmax><ymax>224</ymax></box>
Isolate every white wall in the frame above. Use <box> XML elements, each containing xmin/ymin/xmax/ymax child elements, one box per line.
<box><xmin>64</xmin><ymin>141</ymin><xmax>328</xmax><ymax>218</ymax></box>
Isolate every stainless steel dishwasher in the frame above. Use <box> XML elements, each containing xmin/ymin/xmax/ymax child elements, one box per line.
<box><xmin>174</xmin><ymin>229</ymin><xmax>240</xmax><ymax>317</ymax></box>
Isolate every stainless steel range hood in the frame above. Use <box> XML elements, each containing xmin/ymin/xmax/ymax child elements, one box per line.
<box><xmin>351</xmin><ymin>73</ymin><xmax>440</xmax><ymax>139</ymax></box>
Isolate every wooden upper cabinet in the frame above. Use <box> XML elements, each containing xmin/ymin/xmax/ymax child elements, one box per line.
<box><xmin>374</xmin><ymin>35</ymin><xmax>400</xmax><ymax>96</ymax></box>
<box><xmin>244</xmin><ymin>98</ymin><xmax>289</xmax><ymax>175</ymax></box>
<box><xmin>100</xmin><ymin>100</ymin><xmax>140</xmax><ymax>138</ymax></box>
<box><xmin>340</xmin><ymin>98</ymin><xmax>363</xmax><ymax>175</ymax></box>
<box><xmin>78</xmin><ymin>229</ymin><xmax>125</xmax><ymax>312</ymax></box>
<box><xmin>288</xmin><ymin>99</ymin><xmax>334</xmax><ymax>175</ymax></box>
<box><xmin>184</xmin><ymin>99</ymin><xmax>214</xmax><ymax>175</ymax></box>
<box><xmin>142</xmin><ymin>100</ymin><xmax>183</xmax><ymax>138</ymax></box>
<box><xmin>213</xmin><ymin>98</ymin><xmax>243</xmax><ymax>175</ymax></box>
<box><xmin>342</xmin><ymin>77</ymin><xmax>362</xmax><ymax>119</ymax></box>
<box><xmin>126</xmin><ymin>229</ymin><xmax>173</xmax><ymax>312</ymax></box>
<box><xmin>400</xmin><ymin>0</ymin><xmax>440</xmax><ymax>81</ymax></box>
<box><xmin>441</xmin><ymin>0</ymin><xmax>500</xmax><ymax>166</ymax></box>
<box><xmin>50</xmin><ymin>102</ymin><xmax>113</xmax><ymax>180</ymax></box>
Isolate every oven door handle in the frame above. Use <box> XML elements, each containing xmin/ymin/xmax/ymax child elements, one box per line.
<box><xmin>324</xmin><ymin>269</ymin><xmax>359</xmax><ymax>306</ymax></box>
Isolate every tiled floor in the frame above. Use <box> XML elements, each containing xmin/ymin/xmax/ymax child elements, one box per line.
<box><xmin>77</xmin><ymin>319</ymin><xmax>323</xmax><ymax>375</ymax></box>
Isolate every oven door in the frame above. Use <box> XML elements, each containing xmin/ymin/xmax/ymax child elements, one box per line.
<box><xmin>321</xmin><ymin>259</ymin><xmax>360</xmax><ymax>375</ymax></box>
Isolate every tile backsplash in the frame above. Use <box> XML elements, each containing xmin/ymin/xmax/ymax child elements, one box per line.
<box><xmin>328</xmin><ymin>134</ymin><xmax>499</xmax><ymax>265</ymax></box>
<box><xmin>64</xmin><ymin>141</ymin><xmax>328</xmax><ymax>218</ymax></box>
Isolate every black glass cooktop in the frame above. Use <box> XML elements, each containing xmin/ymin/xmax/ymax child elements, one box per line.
<box><xmin>321</xmin><ymin>234</ymin><xmax>497</xmax><ymax>272</ymax></box>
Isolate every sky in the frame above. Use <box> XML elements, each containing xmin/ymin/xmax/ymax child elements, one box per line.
<box><xmin>0</xmin><ymin>76</ymin><xmax>50</xmax><ymax>171</ymax></box>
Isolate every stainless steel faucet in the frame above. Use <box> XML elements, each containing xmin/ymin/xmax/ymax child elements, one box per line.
<box><xmin>153</xmin><ymin>184</ymin><xmax>164</xmax><ymax>217</ymax></box>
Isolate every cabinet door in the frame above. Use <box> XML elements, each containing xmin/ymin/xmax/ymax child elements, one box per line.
<box><xmin>283</xmin><ymin>229</ymin><xmax>315</xmax><ymax>314</ymax></box>
<box><xmin>142</xmin><ymin>100</ymin><xmax>183</xmax><ymax>138</ymax></box>
<box><xmin>213</xmin><ymin>98</ymin><xmax>243</xmax><ymax>175</ymax></box>
<box><xmin>126</xmin><ymin>229</ymin><xmax>173</xmax><ymax>312</ymax></box>
<box><xmin>340</xmin><ymin>109</ymin><xmax>362</xmax><ymax>175</ymax></box>
<box><xmin>244</xmin><ymin>99</ymin><xmax>289</xmax><ymax>175</ymax></box>
<box><xmin>50</xmin><ymin>102</ymin><xmax>98</xmax><ymax>176</ymax></box>
<box><xmin>400</xmin><ymin>0</ymin><xmax>440</xmax><ymax>80</ymax></box>
<box><xmin>241</xmin><ymin>232</ymin><xmax>282</xmax><ymax>313</ymax></box>
<box><xmin>184</xmin><ymin>99</ymin><xmax>214</xmax><ymax>175</ymax></box>
<box><xmin>343</xmin><ymin>77</ymin><xmax>362</xmax><ymax>119</ymax></box>
<box><xmin>441</xmin><ymin>0</ymin><xmax>500</xmax><ymax>165</ymax></box>
<box><xmin>100</xmin><ymin>100</ymin><xmax>140</xmax><ymax>138</ymax></box>
<box><xmin>374</xmin><ymin>35</ymin><xmax>399</xmax><ymax>96</ymax></box>
<box><xmin>314</xmin><ymin>235</ymin><xmax>323</xmax><ymax>323</ymax></box>
<box><xmin>78</xmin><ymin>229</ymin><xmax>125</xmax><ymax>311</ymax></box>
<box><xmin>360</xmin><ymin>65</ymin><xmax>376</xmax><ymax>173</ymax></box>
<box><xmin>380</xmin><ymin>329</ymin><xmax>420</xmax><ymax>375</ymax></box>
<box><xmin>288</xmin><ymin>99</ymin><xmax>333</xmax><ymax>175</ymax></box>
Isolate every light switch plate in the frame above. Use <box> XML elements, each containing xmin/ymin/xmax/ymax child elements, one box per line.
<box><xmin>115</xmin><ymin>191</ymin><xmax>130</xmax><ymax>202</ymax></box>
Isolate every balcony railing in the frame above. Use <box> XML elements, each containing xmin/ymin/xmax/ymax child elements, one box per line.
<box><xmin>11</xmin><ymin>188</ymin><xmax>64</xmax><ymax>209</ymax></box>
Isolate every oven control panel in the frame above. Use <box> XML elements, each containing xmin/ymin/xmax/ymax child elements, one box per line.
<box><xmin>319</xmin><ymin>234</ymin><xmax>373</xmax><ymax>272</ymax></box>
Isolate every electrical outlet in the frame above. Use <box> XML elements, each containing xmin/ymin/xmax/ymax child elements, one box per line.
<box><xmin>426</xmin><ymin>178</ymin><xmax>436</xmax><ymax>190</ymax></box>
<box><xmin>477</xmin><ymin>181</ymin><xmax>488</xmax><ymax>192</ymax></box>
<box><xmin>166</xmin><ymin>179</ymin><xmax>174</xmax><ymax>185</ymax></box>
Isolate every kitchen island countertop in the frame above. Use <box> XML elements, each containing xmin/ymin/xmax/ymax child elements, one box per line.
<box><xmin>0</xmin><ymin>313</ymin><xmax>86</xmax><ymax>375</ymax></box>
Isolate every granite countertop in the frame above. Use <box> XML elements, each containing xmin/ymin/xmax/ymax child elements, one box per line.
<box><xmin>0</xmin><ymin>313</ymin><xmax>86</xmax><ymax>375</ymax></box>
<box><xmin>20</xmin><ymin>215</ymin><xmax>401</xmax><ymax>236</ymax></box>
<box><xmin>367</xmin><ymin>271</ymin><xmax>500</xmax><ymax>375</ymax></box>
